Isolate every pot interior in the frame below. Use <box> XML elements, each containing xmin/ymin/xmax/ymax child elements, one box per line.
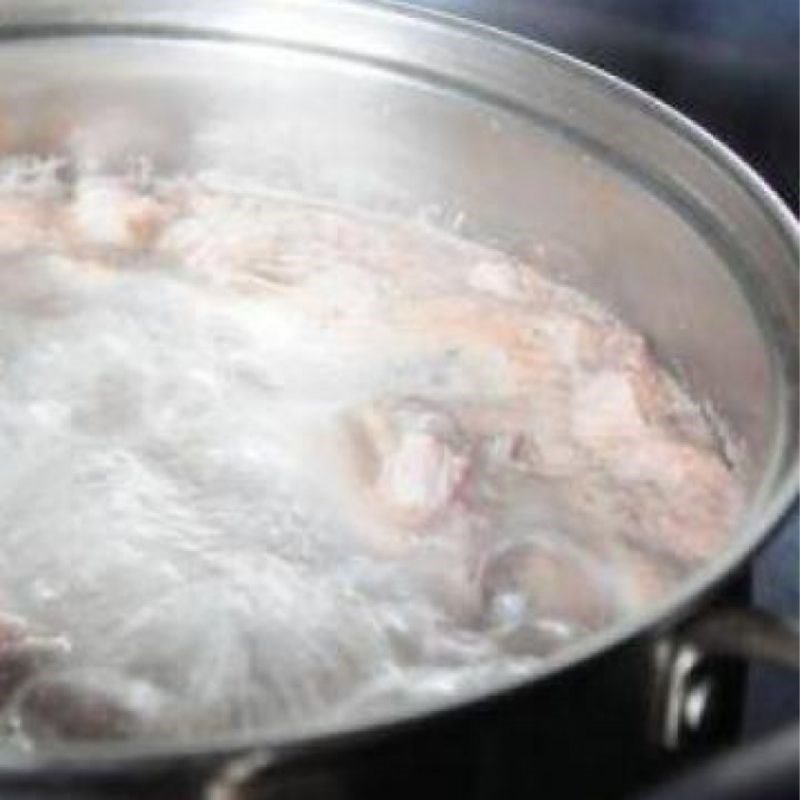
<box><xmin>0</xmin><ymin>0</ymin><xmax>795</xmax><ymax>761</ymax></box>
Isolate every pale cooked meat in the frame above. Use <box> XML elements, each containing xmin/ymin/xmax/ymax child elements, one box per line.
<box><xmin>348</xmin><ymin>399</ymin><xmax>471</xmax><ymax>532</ymax></box>
<box><xmin>0</xmin><ymin>160</ymin><xmax>744</xmax><ymax>748</ymax></box>
<box><xmin>0</xmin><ymin>196</ymin><xmax>49</xmax><ymax>255</ymax></box>
<box><xmin>60</xmin><ymin>175</ymin><xmax>171</xmax><ymax>253</ymax></box>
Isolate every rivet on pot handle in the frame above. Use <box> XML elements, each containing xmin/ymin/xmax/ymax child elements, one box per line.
<box><xmin>654</xmin><ymin>607</ymin><xmax>799</xmax><ymax>751</ymax></box>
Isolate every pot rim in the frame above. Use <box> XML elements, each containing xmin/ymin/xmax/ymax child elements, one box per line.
<box><xmin>0</xmin><ymin>0</ymin><xmax>795</xmax><ymax>775</ymax></box>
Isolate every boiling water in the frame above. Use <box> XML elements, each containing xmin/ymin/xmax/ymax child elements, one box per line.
<box><xmin>0</xmin><ymin>160</ymin><xmax>743</xmax><ymax>749</ymax></box>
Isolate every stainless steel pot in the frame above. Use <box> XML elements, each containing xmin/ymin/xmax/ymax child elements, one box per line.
<box><xmin>0</xmin><ymin>1</ymin><xmax>795</xmax><ymax>798</ymax></box>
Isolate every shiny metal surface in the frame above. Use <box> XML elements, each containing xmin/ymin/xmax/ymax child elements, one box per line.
<box><xmin>0</xmin><ymin>0</ymin><xmax>795</xmax><ymax>774</ymax></box>
<box><xmin>683</xmin><ymin>608</ymin><xmax>799</xmax><ymax>671</ymax></box>
<box><xmin>656</xmin><ymin>608</ymin><xmax>798</xmax><ymax>751</ymax></box>
<box><xmin>405</xmin><ymin>0</ymin><xmax>800</xmax><ymax>213</ymax></box>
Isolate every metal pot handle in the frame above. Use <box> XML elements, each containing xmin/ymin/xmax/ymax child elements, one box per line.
<box><xmin>641</xmin><ymin>606</ymin><xmax>799</xmax><ymax>800</ymax></box>
<box><xmin>655</xmin><ymin>605</ymin><xmax>798</xmax><ymax>752</ymax></box>
<box><xmin>678</xmin><ymin>607</ymin><xmax>798</xmax><ymax>670</ymax></box>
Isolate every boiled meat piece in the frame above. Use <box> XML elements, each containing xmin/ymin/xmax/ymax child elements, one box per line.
<box><xmin>60</xmin><ymin>176</ymin><xmax>172</xmax><ymax>253</ymax></box>
<box><xmin>0</xmin><ymin>195</ymin><xmax>49</xmax><ymax>255</ymax></box>
<box><xmin>0</xmin><ymin>613</ymin><xmax>69</xmax><ymax>710</ymax></box>
<box><xmin>478</xmin><ymin>535</ymin><xmax>620</xmax><ymax>654</ymax></box>
<box><xmin>11</xmin><ymin>669</ymin><xmax>170</xmax><ymax>743</ymax></box>
<box><xmin>344</xmin><ymin>399</ymin><xmax>472</xmax><ymax>537</ymax></box>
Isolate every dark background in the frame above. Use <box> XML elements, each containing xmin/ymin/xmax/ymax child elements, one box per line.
<box><xmin>403</xmin><ymin>0</ymin><xmax>799</xmax><ymax>737</ymax></box>
<box><xmin>405</xmin><ymin>0</ymin><xmax>799</xmax><ymax>210</ymax></box>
